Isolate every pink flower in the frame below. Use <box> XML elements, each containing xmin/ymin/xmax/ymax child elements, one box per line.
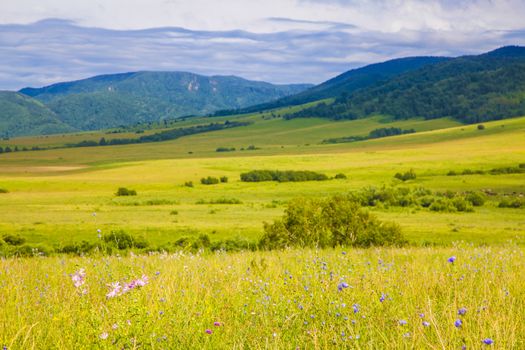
<box><xmin>205</xmin><ymin>329</ymin><xmax>212</xmax><ymax>334</ymax></box>
<box><xmin>106</xmin><ymin>282</ymin><xmax>122</xmax><ymax>299</ymax></box>
<box><xmin>99</xmin><ymin>332</ymin><xmax>108</xmax><ymax>340</ymax></box>
<box><xmin>214</xmin><ymin>322</ymin><xmax>221</xmax><ymax>327</ymax></box>
<box><xmin>71</xmin><ymin>268</ymin><xmax>86</xmax><ymax>288</ymax></box>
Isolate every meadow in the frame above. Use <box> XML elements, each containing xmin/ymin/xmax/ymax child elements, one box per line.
<box><xmin>0</xmin><ymin>111</ymin><xmax>524</xmax><ymax>348</ymax></box>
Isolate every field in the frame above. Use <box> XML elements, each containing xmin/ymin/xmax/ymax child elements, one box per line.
<box><xmin>0</xmin><ymin>112</ymin><xmax>524</xmax><ymax>348</ymax></box>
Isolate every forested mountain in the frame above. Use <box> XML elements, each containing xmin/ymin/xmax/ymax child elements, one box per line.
<box><xmin>0</xmin><ymin>91</ymin><xmax>73</xmax><ymax>137</ymax></box>
<box><xmin>288</xmin><ymin>46</ymin><xmax>525</xmax><ymax>123</ymax></box>
<box><xmin>214</xmin><ymin>56</ymin><xmax>450</xmax><ymax>115</ymax></box>
<box><xmin>18</xmin><ymin>72</ymin><xmax>312</xmax><ymax>131</ymax></box>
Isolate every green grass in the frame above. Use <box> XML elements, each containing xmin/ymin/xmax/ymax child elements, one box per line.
<box><xmin>0</xmin><ymin>113</ymin><xmax>524</xmax><ymax>348</ymax></box>
<box><xmin>0</xmin><ymin>116</ymin><xmax>524</xmax><ymax>248</ymax></box>
<box><xmin>1</xmin><ymin>246</ymin><xmax>523</xmax><ymax>348</ymax></box>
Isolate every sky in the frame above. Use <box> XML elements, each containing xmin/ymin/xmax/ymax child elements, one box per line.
<box><xmin>1</xmin><ymin>0</ymin><xmax>525</xmax><ymax>90</ymax></box>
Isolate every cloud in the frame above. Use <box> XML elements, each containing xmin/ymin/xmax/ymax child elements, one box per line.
<box><xmin>0</xmin><ymin>1</ymin><xmax>525</xmax><ymax>90</ymax></box>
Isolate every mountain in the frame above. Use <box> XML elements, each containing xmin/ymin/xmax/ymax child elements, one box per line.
<box><xmin>0</xmin><ymin>91</ymin><xmax>74</xmax><ymax>137</ymax></box>
<box><xmin>288</xmin><ymin>46</ymin><xmax>525</xmax><ymax>123</ymax></box>
<box><xmin>19</xmin><ymin>72</ymin><xmax>312</xmax><ymax>131</ymax></box>
<box><xmin>214</xmin><ymin>56</ymin><xmax>450</xmax><ymax>115</ymax></box>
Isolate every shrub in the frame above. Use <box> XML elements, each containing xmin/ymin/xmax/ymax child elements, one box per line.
<box><xmin>196</xmin><ymin>198</ymin><xmax>242</xmax><ymax>204</ymax></box>
<box><xmin>184</xmin><ymin>181</ymin><xmax>194</xmax><ymax>187</ymax></box>
<box><xmin>102</xmin><ymin>231</ymin><xmax>148</xmax><ymax>249</ymax></box>
<box><xmin>170</xmin><ymin>210</ymin><xmax>179</xmax><ymax>215</ymax></box>
<box><xmin>477</xmin><ymin>124</ymin><xmax>485</xmax><ymax>130</ymax></box>
<box><xmin>240</xmin><ymin>170</ymin><xmax>329</xmax><ymax>182</ymax></box>
<box><xmin>216</xmin><ymin>147</ymin><xmax>235</xmax><ymax>152</ymax></box>
<box><xmin>259</xmin><ymin>195</ymin><xmax>405</xmax><ymax>249</ymax></box>
<box><xmin>447</xmin><ymin>170</ymin><xmax>457</xmax><ymax>176</ymax></box>
<box><xmin>0</xmin><ymin>188</ymin><xmax>8</xmax><ymax>193</ymax></box>
<box><xmin>394</xmin><ymin>169</ymin><xmax>416</xmax><ymax>181</ymax></box>
<box><xmin>498</xmin><ymin>198</ymin><xmax>524</xmax><ymax>208</ymax></box>
<box><xmin>201</xmin><ymin>176</ymin><xmax>219</xmax><ymax>185</ymax></box>
<box><xmin>2</xmin><ymin>234</ymin><xmax>25</xmax><ymax>246</ymax></box>
<box><xmin>452</xmin><ymin>197</ymin><xmax>473</xmax><ymax>212</ymax></box>
<box><xmin>466</xmin><ymin>192</ymin><xmax>486</xmax><ymax>206</ymax></box>
<box><xmin>220</xmin><ymin>176</ymin><xmax>228</xmax><ymax>183</ymax></box>
<box><xmin>115</xmin><ymin>187</ymin><xmax>137</xmax><ymax>196</ymax></box>
<box><xmin>429</xmin><ymin>198</ymin><xmax>456</xmax><ymax>212</ymax></box>
<box><xmin>334</xmin><ymin>173</ymin><xmax>347</xmax><ymax>179</ymax></box>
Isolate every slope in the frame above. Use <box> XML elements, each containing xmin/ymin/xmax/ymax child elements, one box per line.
<box><xmin>0</xmin><ymin>91</ymin><xmax>75</xmax><ymax>137</ymax></box>
<box><xmin>19</xmin><ymin>72</ymin><xmax>312</xmax><ymax>131</ymax></box>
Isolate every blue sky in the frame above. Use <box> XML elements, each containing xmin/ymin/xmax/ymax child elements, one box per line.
<box><xmin>1</xmin><ymin>0</ymin><xmax>524</xmax><ymax>90</ymax></box>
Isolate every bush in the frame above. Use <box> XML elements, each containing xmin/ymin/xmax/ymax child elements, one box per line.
<box><xmin>196</xmin><ymin>198</ymin><xmax>242</xmax><ymax>204</ymax></box>
<box><xmin>466</xmin><ymin>192</ymin><xmax>486</xmax><ymax>206</ymax></box>
<box><xmin>334</xmin><ymin>173</ymin><xmax>347</xmax><ymax>179</ymax></box>
<box><xmin>184</xmin><ymin>181</ymin><xmax>194</xmax><ymax>187</ymax></box>
<box><xmin>452</xmin><ymin>197</ymin><xmax>473</xmax><ymax>212</ymax></box>
<box><xmin>477</xmin><ymin>124</ymin><xmax>485</xmax><ymax>130</ymax></box>
<box><xmin>259</xmin><ymin>195</ymin><xmax>405</xmax><ymax>249</ymax></box>
<box><xmin>220</xmin><ymin>176</ymin><xmax>228</xmax><ymax>183</ymax></box>
<box><xmin>394</xmin><ymin>169</ymin><xmax>416</xmax><ymax>181</ymax></box>
<box><xmin>0</xmin><ymin>188</ymin><xmax>8</xmax><ymax>193</ymax></box>
<box><xmin>216</xmin><ymin>147</ymin><xmax>235</xmax><ymax>152</ymax></box>
<box><xmin>2</xmin><ymin>234</ymin><xmax>25</xmax><ymax>246</ymax></box>
<box><xmin>240</xmin><ymin>170</ymin><xmax>329</xmax><ymax>183</ymax></box>
<box><xmin>498</xmin><ymin>198</ymin><xmax>524</xmax><ymax>208</ymax></box>
<box><xmin>116</xmin><ymin>187</ymin><xmax>137</xmax><ymax>196</ymax></box>
<box><xmin>102</xmin><ymin>231</ymin><xmax>148</xmax><ymax>249</ymax></box>
<box><xmin>201</xmin><ymin>176</ymin><xmax>219</xmax><ymax>185</ymax></box>
<box><xmin>429</xmin><ymin>198</ymin><xmax>456</xmax><ymax>212</ymax></box>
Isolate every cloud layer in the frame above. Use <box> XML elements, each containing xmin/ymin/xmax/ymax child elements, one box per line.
<box><xmin>1</xmin><ymin>0</ymin><xmax>525</xmax><ymax>90</ymax></box>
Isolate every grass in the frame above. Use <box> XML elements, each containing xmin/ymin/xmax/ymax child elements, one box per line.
<box><xmin>1</xmin><ymin>246</ymin><xmax>523</xmax><ymax>348</ymax></box>
<box><xmin>0</xmin><ymin>111</ymin><xmax>524</xmax><ymax>348</ymax></box>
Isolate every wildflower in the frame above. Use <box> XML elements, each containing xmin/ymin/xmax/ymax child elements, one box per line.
<box><xmin>403</xmin><ymin>332</ymin><xmax>411</xmax><ymax>338</ymax></box>
<box><xmin>399</xmin><ymin>320</ymin><xmax>407</xmax><ymax>326</ymax></box>
<box><xmin>214</xmin><ymin>322</ymin><xmax>221</xmax><ymax>327</ymax></box>
<box><xmin>448</xmin><ymin>256</ymin><xmax>456</xmax><ymax>263</ymax></box>
<box><xmin>422</xmin><ymin>321</ymin><xmax>430</xmax><ymax>327</ymax></box>
<box><xmin>97</xmin><ymin>229</ymin><xmax>101</xmax><ymax>233</ymax></box>
<box><xmin>106</xmin><ymin>282</ymin><xmax>122</xmax><ymax>299</ymax></box>
<box><xmin>455</xmin><ymin>319</ymin><xmax>462</xmax><ymax>328</ymax></box>
<box><xmin>112</xmin><ymin>324</ymin><xmax>118</xmax><ymax>330</ymax></box>
<box><xmin>338</xmin><ymin>282</ymin><xmax>349</xmax><ymax>291</ymax></box>
<box><xmin>205</xmin><ymin>329</ymin><xmax>212</xmax><ymax>334</ymax></box>
<box><xmin>99</xmin><ymin>332</ymin><xmax>108</xmax><ymax>340</ymax></box>
<box><xmin>71</xmin><ymin>268</ymin><xmax>86</xmax><ymax>288</ymax></box>
<box><xmin>352</xmin><ymin>304</ymin><xmax>360</xmax><ymax>314</ymax></box>
<box><xmin>458</xmin><ymin>307</ymin><xmax>467</xmax><ymax>316</ymax></box>
<box><xmin>482</xmin><ymin>338</ymin><xmax>494</xmax><ymax>345</ymax></box>
<box><xmin>379</xmin><ymin>293</ymin><xmax>386</xmax><ymax>302</ymax></box>
<box><xmin>419</xmin><ymin>313</ymin><xmax>425</xmax><ymax>318</ymax></box>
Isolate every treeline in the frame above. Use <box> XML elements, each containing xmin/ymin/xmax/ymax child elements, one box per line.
<box><xmin>67</xmin><ymin>121</ymin><xmax>250</xmax><ymax>148</ymax></box>
<box><xmin>240</xmin><ymin>170</ymin><xmax>329</xmax><ymax>182</ymax></box>
<box><xmin>323</xmin><ymin>127</ymin><xmax>415</xmax><ymax>144</ymax></box>
<box><xmin>286</xmin><ymin>56</ymin><xmax>525</xmax><ymax>123</ymax></box>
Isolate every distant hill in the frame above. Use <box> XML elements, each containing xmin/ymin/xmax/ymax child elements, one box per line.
<box><xmin>214</xmin><ymin>56</ymin><xmax>450</xmax><ymax>115</ymax></box>
<box><xmin>0</xmin><ymin>91</ymin><xmax>74</xmax><ymax>137</ymax></box>
<box><xmin>288</xmin><ymin>46</ymin><xmax>525</xmax><ymax>123</ymax></box>
<box><xmin>18</xmin><ymin>72</ymin><xmax>312</xmax><ymax>131</ymax></box>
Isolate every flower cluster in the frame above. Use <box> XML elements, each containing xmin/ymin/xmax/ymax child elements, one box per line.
<box><xmin>106</xmin><ymin>275</ymin><xmax>149</xmax><ymax>299</ymax></box>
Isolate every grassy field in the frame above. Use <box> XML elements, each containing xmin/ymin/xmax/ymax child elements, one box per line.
<box><xmin>0</xmin><ymin>116</ymin><xmax>524</xmax><ymax>250</ymax></box>
<box><xmin>1</xmin><ymin>246</ymin><xmax>523</xmax><ymax>348</ymax></box>
<box><xmin>0</xmin><ymin>111</ymin><xmax>524</xmax><ymax>348</ymax></box>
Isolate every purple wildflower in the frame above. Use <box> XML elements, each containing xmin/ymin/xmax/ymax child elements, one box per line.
<box><xmin>380</xmin><ymin>293</ymin><xmax>386</xmax><ymax>302</ymax></box>
<box><xmin>338</xmin><ymin>282</ymin><xmax>349</xmax><ymax>291</ymax></box>
<box><xmin>458</xmin><ymin>307</ymin><xmax>467</xmax><ymax>316</ymax></box>
<box><xmin>422</xmin><ymin>321</ymin><xmax>430</xmax><ymax>327</ymax></box>
<box><xmin>399</xmin><ymin>319</ymin><xmax>407</xmax><ymax>326</ymax></box>
<box><xmin>455</xmin><ymin>319</ymin><xmax>462</xmax><ymax>328</ymax></box>
<box><xmin>99</xmin><ymin>332</ymin><xmax>108</xmax><ymax>340</ymax></box>
<box><xmin>106</xmin><ymin>282</ymin><xmax>122</xmax><ymax>299</ymax></box>
<box><xmin>214</xmin><ymin>322</ymin><xmax>221</xmax><ymax>327</ymax></box>
<box><xmin>352</xmin><ymin>304</ymin><xmax>360</xmax><ymax>314</ymax></box>
<box><xmin>419</xmin><ymin>313</ymin><xmax>425</xmax><ymax>318</ymax></box>
<box><xmin>448</xmin><ymin>256</ymin><xmax>456</xmax><ymax>263</ymax></box>
<box><xmin>482</xmin><ymin>338</ymin><xmax>494</xmax><ymax>345</ymax></box>
<box><xmin>205</xmin><ymin>329</ymin><xmax>213</xmax><ymax>334</ymax></box>
<box><xmin>71</xmin><ymin>268</ymin><xmax>86</xmax><ymax>288</ymax></box>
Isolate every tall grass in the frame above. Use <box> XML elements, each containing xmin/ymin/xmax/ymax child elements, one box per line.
<box><xmin>1</xmin><ymin>246</ymin><xmax>523</xmax><ymax>348</ymax></box>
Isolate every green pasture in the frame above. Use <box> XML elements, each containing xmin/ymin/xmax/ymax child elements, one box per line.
<box><xmin>0</xmin><ymin>116</ymin><xmax>524</xmax><ymax>249</ymax></box>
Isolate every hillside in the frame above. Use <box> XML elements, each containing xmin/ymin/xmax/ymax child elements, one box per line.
<box><xmin>18</xmin><ymin>72</ymin><xmax>312</xmax><ymax>132</ymax></box>
<box><xmin>0</xmin><ymin>91</ymin><xmax>74</xmax><ymax>137</ymax></box>
<box><xmin>214</xmin><ymin>56</ymin><xmax>450</xmax><ymax>115</ymax></box>
<box><xmin>288</xmin><ymin>46</ymin><xmax>525</xmax><ymax>123</ymax></box>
